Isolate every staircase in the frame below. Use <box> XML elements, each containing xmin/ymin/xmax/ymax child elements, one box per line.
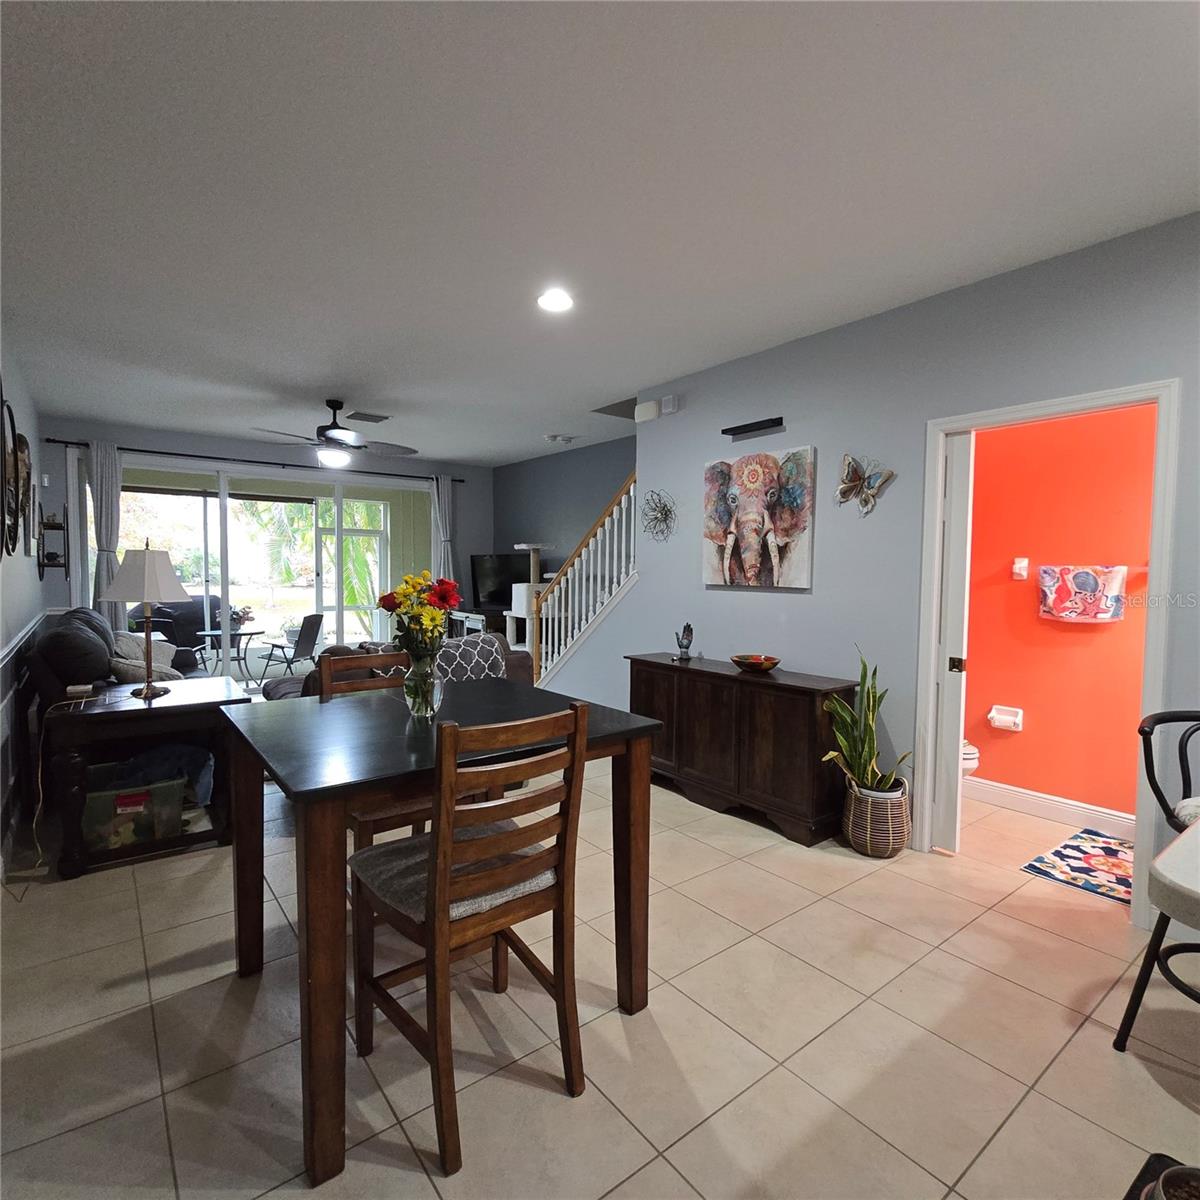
<box><xmin>534</xmin><ymin>472</ymin><xmax>637</xmax><ymax>684</ymax></box>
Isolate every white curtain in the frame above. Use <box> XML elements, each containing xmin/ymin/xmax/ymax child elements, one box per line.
<box><xmin>433</xmin><ymin>474</ymin><xmax>455</xmax><ymax>581</ymax></box>
<box><xmin>87</xmin><ymin>440</ymin><xmax>123</xmax><ymax>630</ymax></box>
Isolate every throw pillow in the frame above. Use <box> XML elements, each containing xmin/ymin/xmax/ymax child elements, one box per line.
<box><xmin>115</xmin><ymin>631</ymin><xmax>178</xmax><ymax>671</ymax></box>
<box><xmin>113</xmin><ymin>631</ymin><xmax>144</xmax><ymax>660</ymax></box>
<box><xmin>37</xmin><ymin>624</ymin><xmax>112</xmax><ymax>685</ymax></box>
<box><xmin>110</xmin><ymin>657</ymin><xmax>184</xmax><ymax>684</ymax></box>
<box><xmin>437</xmin><ymin>633</ymin><xmax>507</xmax><ymax>682</ymax></box>
<box><xmin>63</xmin><ymin>607</ymin><xmax>116</xmax><ymax>655</ymax></box>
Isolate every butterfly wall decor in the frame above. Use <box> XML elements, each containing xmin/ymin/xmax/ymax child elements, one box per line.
<box><xmin>835</xmin><ymin>454</ymin><xmax>895</xmax><ymax>517</ymax></box>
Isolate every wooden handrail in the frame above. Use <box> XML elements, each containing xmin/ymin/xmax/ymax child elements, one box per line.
<box><xmin>535</xmin><ymin>471</ymin><xmax>636</xmax><ymax>611</ymax></box>
<box><xmin>532</xmin><ymin>470</ymin><xmax>635</xmax><ymax>679</ymax></box>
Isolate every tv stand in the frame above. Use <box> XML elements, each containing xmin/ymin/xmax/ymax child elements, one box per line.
<box><xmin>448</xmin><ymin>609</ymin><xmax>503</xmax><ymax>638</ymax></box>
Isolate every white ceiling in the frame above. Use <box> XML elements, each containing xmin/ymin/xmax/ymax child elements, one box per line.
<box><xmin>3</xmin><ymin>3</ymin><xmax>1197</xmax><ymax>467</ymax></box>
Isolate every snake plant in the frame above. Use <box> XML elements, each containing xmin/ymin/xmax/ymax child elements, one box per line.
<box><xmin>822</xmin><ymin>652</ymin><xmax>911</xmax><ymax>792</ymax></box>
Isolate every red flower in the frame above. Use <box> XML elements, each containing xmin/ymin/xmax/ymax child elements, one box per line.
<box><xmin>427</xmin><ymin>578</ymin><xmax>461</xmax><ymax>610</ymax></box>
<box><xmin>378</xmin><ymin>591</ymin><xmax>398</xmax><ymax>612</ymax></box>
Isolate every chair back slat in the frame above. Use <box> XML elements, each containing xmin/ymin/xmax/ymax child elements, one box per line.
<box><xmin>453</xmin><ymin>782</ymin><xmax>566</xmax><ymax>829</ymax></box>
<box><xmin>429</xmin><ymin>702</ymin><xmax>588</xmax><ymax>931</ymax></box>
<box><xmin>452</xmin><ymin>813</ymin><xmax>562</xmax><ymax>866</ymax></box>
<box><xmin>319</xmin><ymin>650</ymin><xmax>410</xmax><ymax>700</ymax></box>
<box><xmin>453</xmin><ymin>747</ymin><xmax>571</xmax><ymax>795</ymax></box>
<box><xmin>448</xmin><ymin>844</ymin><xmax>560</xmax><ymax>904</ymax></box>
<box><xmin>454</xmin><ymin>709</ymin><xmax>577</xmax><ymax>753</ymax></box>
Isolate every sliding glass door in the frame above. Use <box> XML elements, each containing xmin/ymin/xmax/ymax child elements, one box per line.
<box><xmin>80</xmin><ymin>458</ymin><xmax>433</xmax><ymax>688</ymax></box>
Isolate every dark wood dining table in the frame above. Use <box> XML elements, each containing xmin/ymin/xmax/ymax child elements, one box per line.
<box><xmin>221</xmin><ymin>678</ymin><xmax>660</xmax><ymax>1186</ymax></box>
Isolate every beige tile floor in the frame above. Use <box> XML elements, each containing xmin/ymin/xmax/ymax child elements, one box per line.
<box><xmin>2</xmin><ymin>774</ymin><xmax>1197</xmax><ymax>1200</ymax></box>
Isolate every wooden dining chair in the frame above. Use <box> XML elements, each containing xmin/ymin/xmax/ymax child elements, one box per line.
<box><xmin>317</xmin><ymin>649</ymin><xmax>411</xmax><ymax>700</ymax></box>
<box><xmin>317</xmin><ymin>649</ymin><xmax>429</xmax><ymax>848</ymax></box>
<box><xmin>348</xmin><ymin>702</ymin><xmax>590</xmax><ymax>1176</ymax></box>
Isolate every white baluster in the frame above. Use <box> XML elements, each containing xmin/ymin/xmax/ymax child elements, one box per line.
<box><xmin>626</xmin><ymin>488</ymin><xmax>633</xmax><ymax>574</ymax></box>
<box><xmin>570</xmin><ymin>560</ymin><xmax>577</xmax><ymax>637</ymax></box>
<box><xmin>629</xmin><ymin>485</ymin><xmax>636</xmax><ymax>573</ymax></box>
<box><xmin>587</xmin><ymin>544</ymin><xmax>595</xmax><ymax>622</ymax></box>
<box><xmin>620</xmin><ymin>493</ymin><xmax>628</xmax><ymax>583</ymax></box>
<box><xmin>603</xmin><ymin>514</ymin><xmax>611</xmax><ymax>602</ymax></box>
<box><xmin>620</xmin><ymin>491</ymin><xmax>628</xmax><ymax>580</ymax></box>
<box><xmin>600</xmin><ymin>521</ymin><xmax>607</xmax><ymax>603</ymax></box>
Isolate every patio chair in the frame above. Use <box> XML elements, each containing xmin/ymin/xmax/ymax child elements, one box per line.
<box><xmin>257</xmin><ymin>613</ymin><xmax>323</xmax><ymax>685</ymax></box>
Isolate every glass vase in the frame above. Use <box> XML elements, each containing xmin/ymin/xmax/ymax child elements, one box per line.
<box><xmin>403</xmin><ymin>651</ymin><xmax>443</xmax><ymax>718</ymax></box>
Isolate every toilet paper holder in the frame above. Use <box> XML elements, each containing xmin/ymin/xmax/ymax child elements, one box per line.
<box><xmin>987</xmin><ymin>705</ymin><xmax>1023</xmax><ymax>732</ymax></box>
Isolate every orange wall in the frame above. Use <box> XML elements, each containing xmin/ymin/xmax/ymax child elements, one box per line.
<box><xmin>964</xmin><ymin>404</ymin><xmax>1156</xmax><ymax>814</ymax></box>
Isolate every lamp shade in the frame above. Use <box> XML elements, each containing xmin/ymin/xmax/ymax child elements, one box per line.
<box><xmin>100</xmin><ymin>548</ymin><xmax>191</xmax><ymax>604</ymax></box>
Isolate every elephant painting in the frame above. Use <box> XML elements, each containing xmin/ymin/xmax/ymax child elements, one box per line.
<box><xmin>703</xmin><ymin>447</ymin><xmax>814</xmax><ymax>588</ymax></box>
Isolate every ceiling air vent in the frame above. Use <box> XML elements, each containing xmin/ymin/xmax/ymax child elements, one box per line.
<box><xmin>347</xmin><ymin>410</ymin><xmax>390</xmax><ymax>423</ymax></box>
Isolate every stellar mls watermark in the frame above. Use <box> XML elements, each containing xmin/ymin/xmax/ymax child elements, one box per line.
<box><xmin>1126</xmin><ymin>591</ymin><xmax>1199</xmax><ymax>609</ymax></box>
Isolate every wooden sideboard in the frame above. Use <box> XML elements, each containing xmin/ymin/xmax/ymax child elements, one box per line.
<box><xmin>627</xmin><ymin>654</ymin><xmax>856</xmax><ymax>845</ymax></box>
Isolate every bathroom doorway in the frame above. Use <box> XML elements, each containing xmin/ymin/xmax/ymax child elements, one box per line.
<box><xmin>913</xmin><ymin>380</ymin><xmax>1180</xmax><ymax>929</ymax></box>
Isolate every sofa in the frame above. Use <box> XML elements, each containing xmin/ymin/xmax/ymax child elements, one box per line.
<box><xmin>261</xmin><ymin>632</ymin><xmax>532</xmax><ymax>701</ymax></box>
<box><xmin>28</xmin><ymin>607</ymin><xmax>205</xmax><ymax>709</ymax></box>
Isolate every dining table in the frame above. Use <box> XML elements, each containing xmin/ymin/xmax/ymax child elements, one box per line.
<box><xmin>222</xmin><ymin>677</ymin><xmax>660</xmax><ymax>1186</ymax></box>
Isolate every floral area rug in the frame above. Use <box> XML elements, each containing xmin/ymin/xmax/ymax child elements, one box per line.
<box><xmin>1022</xmin><ymin>828</ymin><xmax>1134</xmax><ymax>905</ymax></box>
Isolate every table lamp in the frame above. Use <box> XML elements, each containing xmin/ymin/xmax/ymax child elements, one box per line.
<box><xmin>100</xmin><ymin>539</ymin><xmax>191</xmax><ymax>701</ymax></box>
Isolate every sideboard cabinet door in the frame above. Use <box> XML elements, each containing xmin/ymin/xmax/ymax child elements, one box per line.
<box><xmin>676</xmin><ymin>674</ymin><xmax>739</xmax><ymax>793</ymax></box>
<box><xmin>737</xmin><ymin>684</ymin><xmax>814</xmax><ymax>813</ymax></box>
<box><xmin>629</xmin><ymin>664</ymin><xmax>678</xmax><ymax>771</ymax></box>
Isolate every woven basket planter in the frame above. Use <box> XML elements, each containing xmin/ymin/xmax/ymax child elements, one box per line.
<box><xmin>843</xmin><ymin>779</ymin><xmax>911</xmax><ymax>858</ymax></box>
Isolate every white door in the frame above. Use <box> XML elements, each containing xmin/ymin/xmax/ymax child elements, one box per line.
<box><xmin>930</xmin><ymin>431</ymin><xmax>975</xmax><ymax>851</ymax></box>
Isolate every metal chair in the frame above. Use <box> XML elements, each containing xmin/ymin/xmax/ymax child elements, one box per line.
<box><xmin>257</xmin><ymin>613</ymin><xmax>323</xmax><ymax>685</ymax></box>
<box><xmin>1138</xmin><ymin>710</ymin><xmax>1200</xmax><ymax>834</ymax></box>
<box><xmin>1113</xmin><ymin>711</ymin><xmax>1200</xmax><ymax>1051</ymax></box>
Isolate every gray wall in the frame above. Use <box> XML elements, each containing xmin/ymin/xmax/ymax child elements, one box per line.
<box><xmin>493</xmin><ymin>437</ymin><xmax>636</xmax><ymax>576</ymax></box>
<box><xmin>1</xmin><ymin>352</ymin><xmax>45</xmax><ymax>648</ymax></box>
<box><xmin>1</xmin><ymin>351</ymin><xmax>46</xmax><ymax>848</ymax></box>
<box><xmin>34</xmin><ymin>417</ymin><xmax>494</xmax><ymax>611</ymax></box>
<box><xmin>550</xmin><ymin>215</ymin><xmax>1200</xmax><ymax>794</ymax></box>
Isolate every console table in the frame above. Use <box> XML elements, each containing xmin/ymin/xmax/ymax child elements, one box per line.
<box><xmin>627</xmin><ymin>654</ymin><xmax>856</xmax><ymax>845</ymax></box>
<box><xmin>45</xmin><ymin>676</ymin><xmax>250</xmax><ymax>877</ymax></box>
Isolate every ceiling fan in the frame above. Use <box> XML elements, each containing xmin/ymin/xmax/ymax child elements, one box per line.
<box><xmin>254</xmin><ymin>399</ymin><xmax>417</xmax><ymax>467</ymax></box>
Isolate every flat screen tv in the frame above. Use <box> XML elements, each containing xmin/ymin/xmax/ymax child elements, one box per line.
<box><xmin>470</xmin><ymin>553</ymin><xmax>530</xmax><ymax>609</ymax></box>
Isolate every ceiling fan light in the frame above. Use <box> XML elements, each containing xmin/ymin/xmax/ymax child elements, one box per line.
<box><xmin>316</xmin><ymin>446</ymin><xmax>352</xmax><ymax>469</ymax></box>
<box><xmin>322</xmin><ymin>426</ymin><xmax>358</xmax><ymax>445</ymax></box>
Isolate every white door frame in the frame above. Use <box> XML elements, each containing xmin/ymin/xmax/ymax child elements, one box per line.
<box><xmin>912</xmin><ymin>379</ymin><xmax>1181</xmax><ymax>930</ymax></box>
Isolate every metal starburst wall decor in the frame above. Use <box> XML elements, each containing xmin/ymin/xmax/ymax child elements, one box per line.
<box><xmin>640</xmin><ymin>488</ymin><xmax>677</xmax><ymax>542</ymax></box>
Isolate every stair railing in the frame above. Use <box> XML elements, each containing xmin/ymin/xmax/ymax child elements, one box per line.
<box><xmin>533</xmin><ymin>472</ymin><xmax>636</xmax><ymax>681</ymax></box>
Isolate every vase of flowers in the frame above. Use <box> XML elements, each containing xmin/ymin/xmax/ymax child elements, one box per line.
<box><xmin>226</xmin><ymin>604</ymin><xmax>254</xmax><ymax>632</ymax></box>
<box><xmin>378</xmin><ymin>570</ymin><xmax>461</xmax><ymax>717</ymax></box>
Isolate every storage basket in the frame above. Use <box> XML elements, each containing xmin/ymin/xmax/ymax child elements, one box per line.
<box><xmin>843</xmin><ymin>779</ymin><xmax>911</xmax><ymax>858</ymax></box>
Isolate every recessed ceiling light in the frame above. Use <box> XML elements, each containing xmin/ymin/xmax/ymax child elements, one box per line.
<box><xmin>537</xmin><ymin>286</ymin><xmax>574</xmax><ymax>313</ymax></box>
<box><xmin>316</xmin><ymin>446</ymin><xmax>352</xmax><ymax>469</ymax></box>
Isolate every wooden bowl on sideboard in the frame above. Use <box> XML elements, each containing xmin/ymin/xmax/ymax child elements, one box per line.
<box><xmin>730</xmin><ymin>654</ymin><xmax>780</xmax><ymax>673</ymax></box>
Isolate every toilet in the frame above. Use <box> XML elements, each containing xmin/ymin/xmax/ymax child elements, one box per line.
<box><xmin>961</xmin><ymin>740</ymin><xmax>980</xmax><ymax>777</ymax></box>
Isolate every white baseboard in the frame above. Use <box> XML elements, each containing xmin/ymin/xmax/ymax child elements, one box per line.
<box><xmin>963</xmin><ymin>776</ymin><xmax>1135</xmax><ymax>839</ymax></box>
